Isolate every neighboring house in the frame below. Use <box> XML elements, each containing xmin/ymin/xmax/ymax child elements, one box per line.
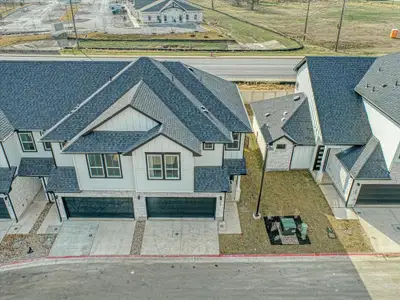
<box><xmin>0</xmin><ymin>57</ymin><xmax>251</xmax><ymax>221</ymax></box>
<box><xmin>133</xmin><ymin>0</ymin><xmax>203</xmax><ymax>24</ymax></box>
<box><xmin>251</xmin><ymin>53</ymin><xmax>400</xmax><ymax>207</ymax></box>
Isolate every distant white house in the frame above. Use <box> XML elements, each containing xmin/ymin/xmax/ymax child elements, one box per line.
<box><xmin>251</xmin><ymin>53</ymin><xmax>400</xmax><ymax>207</ymax></box>
<box><xmin>133</xmin><ymin>0</ymin><xmax>203</xmax><ymax>24</ymax></box>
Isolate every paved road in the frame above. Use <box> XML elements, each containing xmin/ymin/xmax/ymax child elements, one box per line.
<box><xmin>2</xmin><ymin>257</ymin><xmax>399</xmax><ymax>300</ymax></box>
<box><xmin>0</xmin><ymin>55</ymin><xmax>302</xmax><ymax>81</ymax></box>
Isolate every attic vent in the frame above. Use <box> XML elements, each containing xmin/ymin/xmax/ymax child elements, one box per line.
<box><xmin>201</xmin><ymin>106</ymin><xmax>209</xmax><ymax>114</ymax></box>
<box><xmin>293</xmin><ymin>95</ymin><xmax>301</xmax><ymax>101</ymax></box>
<box><xmin>283</xmin><ymin>111</ymin><xmax>288</xmax><ymax>116</ymax></box>
<box><xmin>188</xmin><ymin>67</ymin><xmax>194</xmax><ymax>72</ymax></box>
<box><xmin>265</xmin><ymin>113</ymin><xmax>270</xmax><ymax>117</ymax></box>
<box><xmin>281</xmin><ymin>118</ymin><xmax>286</xmax><ymax>122</ymax></box>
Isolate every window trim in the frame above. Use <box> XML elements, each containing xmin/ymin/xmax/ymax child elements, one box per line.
<box><xmin>146</xmin><ymin>153</ymin><xmax>181</xmax><ymax>180</ymax></box>
<box><xmin>276</xmin><ymin>144</ymin><xmax>286</xmax><ymax>150</ymax></box>
<box><xmin>39</xmin><ymin>131</ymin><xmax>51</xmax><ymax>151</ymax></box>
<box><xmin>104</xmin><ymin>153</ymin><xmax>123</xmax><ymax>178</ymax></box>
<box><xmin>225</xmin><ymin>133</ymin><xmax>241</xmax><ymax>151</ymax></box>
<box><xmin>203</xmin><ymin>143</ymin><xmax>214</xmax><ymax>151</ymax></box>
<box><xmin>59</xmin><ymin>142</ymin><xmax>67</xmax><ymax>150</ymax></box>
<box><xmin>86</xmin><ymin>153</ymin><xmax>123</xmax><ymax>179</ymax></box>
<box><xmin>18</xmin><ymin>131</ymin><xmax>37</xmax><ymax>152</ymax></box>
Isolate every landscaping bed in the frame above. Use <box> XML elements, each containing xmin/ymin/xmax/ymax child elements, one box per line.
<box><xmin>219</xmin><ymin>133</ymin><xmax>374</xmax><ymax>254</ymax></box>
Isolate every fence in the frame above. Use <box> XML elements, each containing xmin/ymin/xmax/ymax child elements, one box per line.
<box><xmin>240</xmin><ymin>90</ymin><xmax>292</xmax><ymax>103</ymax></box>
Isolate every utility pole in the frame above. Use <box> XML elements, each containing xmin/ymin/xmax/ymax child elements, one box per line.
<box><xmin>253</xmin><ymin>145</ymin><xmax>268</xmax><ymax>220</ymax></box>
<box><xmin>335</xmin><ymin>0</ymin><xmax>346</xmax><ymax>52</ymax></box>
<box><xmin>69</xmin><ymin>0</ymin><xmax>80</xmax><ymax>49</ymax></box>
<box><xmin>211</xmin><ymin>0</ymin><xmax>214</xmax><ymax>10</ymax></box>
<box><xmin>303</xmin><ymin>0</ymin><xmax>311</xmax><ymax>41</ymax></box>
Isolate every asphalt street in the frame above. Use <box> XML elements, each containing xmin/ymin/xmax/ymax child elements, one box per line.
<box><xmin>1</xmin><ymin>257</ymin><xmax>394</xmax><ymax>300</ymax></box>
<box><xmin>0</xmin><ymin>55</ymin><xmax>301</xmax><ymax>81</ymax></box>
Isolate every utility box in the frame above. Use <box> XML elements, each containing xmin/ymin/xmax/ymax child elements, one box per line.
<box><xmin>280</xmin><ymin>217</ymin><xmax>296</xmax><ymax>235</ymax></box>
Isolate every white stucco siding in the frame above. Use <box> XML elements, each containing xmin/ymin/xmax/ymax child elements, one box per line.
<box><xmin>13</xmin><ymin>131</ymin><xmax>52</xmax><ymax>159</ymax></box>
<box><xmin>53</xmin><ymin>143</ymin><xmax>74</xmax><ymax>166</ymax></box>
<box><xmin>252</xmin><ymin>116</ymin><xmax>267</xmax><ymax>159</ymax></box>
<box><xmin>194</xmin><ymin>144</ymin><xmax>223</xmax><ymax>166</ymax></box>
<box><xmin>326</xmin><ymin>148</ymin><xmax>352</xmax><ymax>200</ymax></box>
<box><xmin>224</xmin><ymin>133</ymin><xmax>245</xmax><ymax>159</ymax></box>
<box><xmin>132</xmin><ymin>135</ymin><xmax>194</xmax><ymax>193</ymax></box>
<box><xmin>8</xmin><ymin>177</ymin><xmax>42</xmax><ymax>219</ymax></box>
<box><xmin>95</xmin><ymin>107</ymin><xmax>158</xmax><ymax>132</ymax></box>
<box><xmin>295</xmin><ymin>64</ymin><xmax>321</xmax><ymax>142</ymax></box>
<box><xmin>364</xmin><ymin>100</ymin><xmax>400</xmax><ymax>168</ymax></box>
<box><xmin>290</xmin><ymin>146</ymin><xmax>314</xmax><ymax>169</ymax></box>
<box><xmin>266</xmin><ymin>137</ymin><xmax>293</xmax><ymax>171</ymax></box>
<box><xmin>73</xmin><ymin>154</ymin><xmax>135</xmax><ymax>191</ymax></box>
<box><xmin>2</xmin><ymin>133</ymin><xmax>22</xmax><ymax>167</ymax></box>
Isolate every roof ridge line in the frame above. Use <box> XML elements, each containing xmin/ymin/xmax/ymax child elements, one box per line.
<box><xmin>42</xmin><ymin>61</ymin><xmax>136</xmax><ymax>141</ymax></box>
<box><xmin>148</xmin><ymin>59</ymin><xmax>232</xmax><ymax>141</ymax></box>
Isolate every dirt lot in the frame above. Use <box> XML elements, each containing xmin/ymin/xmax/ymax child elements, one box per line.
<box><xmin>191</xmin><ymin>0</ymin><xmax>400</xmax><ymax>54</ymax></box>
<box><xmin>219</xmin><ymin>132</ymin><xmax>373</xmax><ymax>254</ymax></box>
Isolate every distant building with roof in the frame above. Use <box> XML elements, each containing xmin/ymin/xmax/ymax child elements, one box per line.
<box><xmin>133</xmin><ymin>0</ymin><xmax>203</xmax><ymax>24</ymax></box>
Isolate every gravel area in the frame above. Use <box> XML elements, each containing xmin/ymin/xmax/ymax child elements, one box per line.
<box><xmin>0</xmin><ymin>234</ymin><xmax>56</xmax><ymax>264</ymax></box>
<box><xmin>130</xmin><ymin>221</ymin><xmax>145</xmax><ymax>255</ymax></box>
<box><xmin>30</xmin><ymin>202</ymin><xmax>53</xmax><ymax>234</ymax></box>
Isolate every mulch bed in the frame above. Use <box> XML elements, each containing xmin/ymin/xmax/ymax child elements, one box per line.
<box><xmin>264</xmin><ymin>215</ymin><xmax>311</xmax><ymax>246</ymax></box>
<box><xmin>130</xmin><ymin>221</ymin><xmax>145</xmax><ymax>255</ymax></box>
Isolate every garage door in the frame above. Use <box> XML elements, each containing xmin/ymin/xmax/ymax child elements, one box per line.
<box><xmin>290</xmin><ymin>146</ymin><xmax>314</xmax><ymax>169</ymax></box>
<box><xmin>63</xmin><ymin>197</ymin><xmax>134</xmax><ymax>218</ymax></box>
<box><xmin>357</xmin><ymin>185</ymin><xmax>400</xmax><ymax>205</ymax></box>
<box><xmin>0</xmin><ymin>197</ymin><xmax>10</xmax><ymax>219</ymax></box>
<box><xmin>146</xmin><ymin>197</ymin><xmax>216</xmax><ymax>218</ymax></box>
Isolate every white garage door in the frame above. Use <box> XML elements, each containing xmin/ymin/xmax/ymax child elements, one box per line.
<box><xmin>290</xmin><ymin>146</ymin><xmax>314</xmax><ymax>169</ymax></box>
<box><xmin>326</xmin><ymin>149</ymin><xmax>351</xmax><ymax>198</ymax></box>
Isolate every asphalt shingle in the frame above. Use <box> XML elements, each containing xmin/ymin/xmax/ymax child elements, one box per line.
<box><xmin>18</xmin><ymin>158</ymin><xmax>55</xmax><ymax>177</ymax></box>
<box><xmin>224</xmin><ymin>158</ymin><xmax>247</xmax><ymax>175</ymax></box>
<box><xmin>194</xmin><ymin>167</ymin><xmax>230</xmax><ymax>192</ymax></box>
<box><xmin>0</xmin><ymin>167</ymin><xmax>16</xmax><ymax>194</ymax></box>
<box><xmin>299</xmin><ymin>56</ymin><xmax>375</xmax><ymax>145</ymax></box>
<box><xmin>46</xmin><ymin>167</ymin><xmax>80</xmax><ymax>193</ymax></box>
<box><xmin>0</xmin><ymin>109</ymin><xmax>14</xmax><ymax>141</ymax></box>
<box><xmin>355</xmin><ymin>53</ymin><xmax>400</xmax><ymax>126</ymax></box>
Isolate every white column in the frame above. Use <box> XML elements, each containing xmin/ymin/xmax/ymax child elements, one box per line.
<box><xmin>234</xmin><ymin>175</ymin><xmax>241</xmax><ymax>202</ymax></box>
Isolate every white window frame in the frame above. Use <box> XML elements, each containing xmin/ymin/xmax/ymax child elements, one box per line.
<box><xmin>18</xmin><ymin>132</ymin><xmax>37</xmax><ymax>152</ymax></box>
<box><xmin>225</xmin><ymin>132</ymin><xmax>240</xmax><ymax>151</ymax></box>
<box><xmin>164</xmin><ymin>154</ymin><xmax>180</xmax><ymax>180</ymax></box>
<box><xmin>203</xmin><ymin>143</ymin><xmax>214</xmax><ymax>150</ymax></box>
<box><xmin>276</xmin><ymin>144</ymin><xmax>286</xmax><ymax>150</ymax></box>
<box><xmin>147</xmin><ymin>154</ymin><xmax>164</xmax><ymax>180</ymax></box>
<box><xmin>104</xmin><ymin>154</ymin><xmax>122</xmax><ymax>178</ymax></box>
<box><xmin>87</xmin><ymin>154</ymin><xmax>105</xmax><ymax>178</ymax></box>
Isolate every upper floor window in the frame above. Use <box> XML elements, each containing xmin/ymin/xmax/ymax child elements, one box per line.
<box><xmin>40</xmin><ymin>131</ymin><xmax>51</xmax><ymax>151</ymax></box>
<box><xmin>225</xmin><ymin>132</ymin><xmax>240</xmax><ymax>151</ymax></box>
<box><xmin>194</xmin><ymin>14</ymin><xmax>197</xmax><ymax>20</ymax></box>
<box><xmin>86</xmin><ymin>153</ymin><xmax>122</xmax><ymax>178</ymax></box>
<box><xmin>203</xmin><ymin>143</ymin><xmax>214</xmax><ymax>150</ymax></box>
<box><xmin>146</xmin><ymin>153</ymin><xmax>180</xmax><ymax>180</ymax></box>
<box><xmin>18</xmin><ymin>132</ymin><xmax>36</xmax><ymax>152</ymax></box>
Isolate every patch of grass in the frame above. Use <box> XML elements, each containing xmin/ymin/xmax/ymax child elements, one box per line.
<box><xmin>219</xmin><ymin>134</ymin><xmax>374</xmax><ymax>254</ymax></box>
<box><xmin>191</xmin><ymin>0</ymin><xmax>400</xmax><ymax>54</ymax></box>
<box><xmin>0</xmin><ymin>34</ymin><xmax>51</xmax><ymax>48</ymax></box>
<box><xmin>79</xmin><ymin>40</ymin><xmax>229</xmax><ymax>50</ymax></box>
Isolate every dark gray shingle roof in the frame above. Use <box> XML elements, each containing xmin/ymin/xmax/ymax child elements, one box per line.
<box><xmin>336</xmin><ymin>136</ymin><xmax>390</xmax><ymax>179</ymax></box>
<box><xmin>299</xmin><ymin>56</ymin><xmax>375</xmax><ymax>145</ymax></box>
<box><xmin>43</xmin><ymin>58</ymin><xmax>237</xmax><ymax>145</ymax></box>
<box><xmin>224</xmin><ymin>158</ymin><xmax>247</xmax><ymax>175</ymax></box>
<box><xmin>18</xmin><ymin>158</ymin><xmax>55</xmax><ymax>177</ymax></box>
<box><xmin>64</xmin><ymin>131</ymin><xmax>145</xmax><ymax>153</ymax></box>
<box><xmin>134</xmin><ymin>0</ymin><xmax>154</xmax><ymax>9</ymax></box>
<box><xmin>0</xmin><ymin>61</ymin><xmax>128</xmax><ymax>131</ymax></box>
<box><xmin>194</xmin><ymin>167</ymin><xmax>230</xmax><ymax>192</ymax></box>
<box><xmin>0</xmin><ymin>109</ymin><xmax>14</xmax><ymax>141</ymax></box>
<box><xmin>47</xmin><ymin>167</ymin><xmax>80</xmax><ymax>193</ymax></box>
<box><xmin>0</xmin><ymin>167</ymin><xmax>16</xmax><ymax>194</ymax></box>
<box><xmin>250</xmin><ymin>93</ymin><xmax>314</xmax><ymax>145</ymax></box>
<box><xmin>355</xmin><ymin>53</ymin><xmax>400</xmax><ymax>125</ymax></box>
<box><xmin>141</xmin><ymin>0</ymin><xmax>201</xmax><ymax>12</ymax></box>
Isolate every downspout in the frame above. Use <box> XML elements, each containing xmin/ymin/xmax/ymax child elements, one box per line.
<box><xmin>0</xmin><ymin>142</ymin><xmax>11</xmax><ymax>170</ymax></box>
<box><xmin>6</xmin><ymin>193</ymin><xmax>18</xmax><ymax>223</ymax></box>
<box><xmin>41</xmin><ymin>177</ymin><xmax>51</xmax><ymax>203</ymax></box>
<box><xmin>221</xmin><ymin>143</ymin><xmax>225</xmax><ymax>168</ymax></box>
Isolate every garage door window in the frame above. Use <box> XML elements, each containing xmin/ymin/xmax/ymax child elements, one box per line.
<box><xmin>147</xmin><ymin>153</ymin><xmax>180</xmax><ymax>180</ymax></box>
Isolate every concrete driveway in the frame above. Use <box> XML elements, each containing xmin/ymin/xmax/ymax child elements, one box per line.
<box><xmin>141</xmin><ymin>220</ymin><xmax>219</xmax><ymax>255</ymax></box>
<box><xmin>354</xmin><ymin>207</ymin><xmax>400</xmax><ymax>253</ymax></box>
<box><xmin>50</xmin><ymin>220</ymin><xmax>136</xmax><ymax>257</ymax></box>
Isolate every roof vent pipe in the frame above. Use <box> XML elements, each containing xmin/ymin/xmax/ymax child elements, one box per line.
<box><xmin>396</xmin><ymin>80</ymin><xmax>399</xmax><ymax>86</ymax></box>
<box><xmin>293</xmin><ymin>95</ymin><xmax>301</xmax><ymax>101</ymax></box>
<box><xmin>281</xmin><ymin>118</ymin><xmax>286</xmax><ymax>122</ymax></box>
<box><xmin>265</xmin><ymin>113</ymin><xmax>270</xmax><ymax>117</ymax></box>
<box><xmin>372</xmin><ymin>86</ymin><xmax>377</xmax><ymax>92</ymax></box>
<box><xmin>283</xmin><ymin>111</ymin><xmax>288</xmax><ymax>116</ymax></box>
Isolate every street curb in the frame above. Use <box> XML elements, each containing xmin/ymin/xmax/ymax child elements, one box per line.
<box><xmin>1</xmin><ymin>252</ymin><xmax>400</xmax><ymax>272</ymax></box>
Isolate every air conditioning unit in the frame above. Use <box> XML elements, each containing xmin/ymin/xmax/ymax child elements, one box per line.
<box><xmin>280</xmin><ymin>217</ymin><xmax>297</xmax><ymax>235</ymax></box>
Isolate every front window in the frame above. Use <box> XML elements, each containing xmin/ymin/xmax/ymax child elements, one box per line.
<box><xmin>203</xmin><ymin>143</ymin><xmax>214</xmax><ymax>150</ymax></box>
<box><xmin>148</xmin><ymin>16</ymin><xmax>151</xmax><ymax>21</ymax></box>
<box><xmin>186</xmin><ymin>14</ymin><xmax>189</xmax><ymax>20</ymax></box>
<box><xmin>164</xmin><ymin>15</ymin><xmax>167</xmax><ymax>22</ymax></box>
<box><xmin>147</xmin><ymin>153</ymin><xmax>180</xmax><ymax>180</ymax></box>
<box><xmin>86</xmin><ymin>153</ymin><xmax>122</xmax><ymax>178</ymax></box>
<box><xmin>18</xmin><ymin>132</ymin><xmax>36</xmax><ymax>152</ymax></box>
<box><xmin>225</xmin><ymin>133</ymin><xmax>240</xmax><ymax>150</ymax></box>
